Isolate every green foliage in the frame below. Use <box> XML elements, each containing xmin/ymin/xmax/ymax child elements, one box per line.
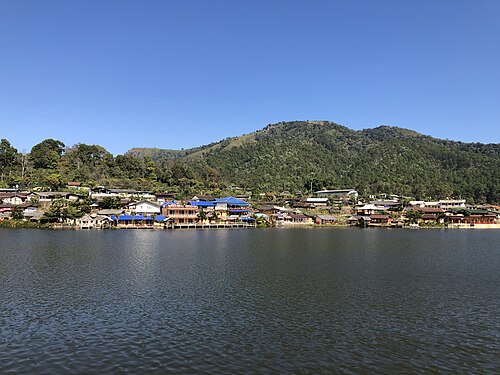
<box><xmin>30</xmin><ymin>139</ymin><xmax>65</xmax><ymax>169</ymax></box>
<box><xmin>0</xmin><ymin>139</ymin><xmax>19</xmax><ymax>183</ymax></box>
<box><xmin>406</xmin><ymin>210</ymin><xmax>423</xmax><ymax>224</ymax></box>
<box><xmin>100</xmin><ymin>197</ymin><xmax>122</xmax><ymax>209</ymax></box>
<box><xmin>45</xmin><ymin>199</ymin><xmax>87</xmax><ymax>220</ymax></box>
<box><xmin>11</xmin><ymin>206</ymin><xmax>24</xmax><ymax>220</ymax></box>
<box><xmin>1</xmin><ymin>121</ymin><xmax>499</xmax><ymax>204</ymax></box>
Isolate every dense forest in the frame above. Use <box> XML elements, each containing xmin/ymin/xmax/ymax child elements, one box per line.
<box><xmin>1</xmin><ymin>121</ymin><xmax>499</xmax><ymax>203</ymax></box>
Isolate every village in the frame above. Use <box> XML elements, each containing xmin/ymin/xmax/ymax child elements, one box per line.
<box><xmin>0</xmin><ymin>184</ymin><xmax>499</xmax><ymax>230</ymax></box>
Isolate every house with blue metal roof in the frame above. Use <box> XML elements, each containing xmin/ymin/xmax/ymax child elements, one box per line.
<box><xmin>213</xmin><ymin>196</ymin><xmax>249</xmax><ymax>207</ymax></box>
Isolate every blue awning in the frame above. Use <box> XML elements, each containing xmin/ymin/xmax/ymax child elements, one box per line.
<box><xmin>110</xmin><ymin>215</ymin><xmax>117</xmax><ymax>221</ymax></box>
<box><xmin>155</xmin><ymin>215</ymin><xmax>166</xmax><ymax>221</ymax></box>
<box><xmin>145</xmin><ymin>215</ymin><xmax>153</xmax><ymax>221</ymax></box>
<box><xmin>239</xmin><ymin>217</ymin><xmax>255</xmax><ymax>222</ymax></box>
<box><xmin>134</xmin><ymin>214</ymin><xmax>144</xmax><ymax>220</ymax></box>
<box><xmin>118</xmin><ymin>214</ymin><xmax>133</xmax><ymax>221</ymax></box>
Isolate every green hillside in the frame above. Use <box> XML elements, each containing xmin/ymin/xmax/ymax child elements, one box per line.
<box><xmin>1</xmin><ymin>121</ymin><xmax>499</xmax><ymax>203</ymax></box>
<box><xmin>145</xmin><ymin>121</ymin><xmax>498</xmax><ymax>202</ymax></box>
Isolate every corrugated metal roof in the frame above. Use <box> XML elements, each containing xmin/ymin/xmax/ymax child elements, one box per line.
<box><xmin>214</xmin><ymin>196</ymin><xmax>249</xmax><ymax>206</ymax></box>
<box><xmin>190</xmin><ymin>201</ymin><xmax>215</xmax><ymax>207</ymax></box>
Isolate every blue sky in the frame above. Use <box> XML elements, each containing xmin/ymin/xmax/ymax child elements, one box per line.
<box><xmin>1</xmin><ymin>0</ymin><xmax>499</xmax><ymax>154</ymax></box>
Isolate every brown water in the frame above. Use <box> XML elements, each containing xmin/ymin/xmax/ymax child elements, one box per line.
<box><xmin>0</xmin><ymin>228</ymin><xmax>499</xmax><ymax>373</ymax></box>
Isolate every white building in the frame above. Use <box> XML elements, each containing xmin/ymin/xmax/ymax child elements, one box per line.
<box><xmin>128</xmin><ymin>201</ymin><xmax>161</xmax><ymax>215</ymax></box>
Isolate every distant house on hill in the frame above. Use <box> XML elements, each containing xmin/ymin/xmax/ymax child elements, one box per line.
<box><xmin>191</xmin><ymin>195</ymin><xmax>216</xmax><ymax>202</ymax></box>
<box><xmin>128</xmin><ymin>201</ymin><xmax>161</xmax><ymax>215</ymax></box>
<box><xmin>0</xmin><ymin>192</ymin><xmax>29</xmax><ymax>205</ymax></box>
<box><xmin>315</xmin><ymin>189</ymin><xmax>358</xmax><ymax>199</ymax></box>
<box><xmin>306</xmin><ymin>197</ymin><xmax>329</xmax><ymax>207</ymax></box>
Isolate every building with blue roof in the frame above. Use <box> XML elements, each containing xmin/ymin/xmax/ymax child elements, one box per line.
<box><xmin>214</xmin><ymin>196</ymin><xmax>249</xmax><ymax>207</ymax></box>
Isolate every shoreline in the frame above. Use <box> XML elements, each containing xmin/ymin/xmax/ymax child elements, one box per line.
<box><xmin>1</xmin><ymin>222</ymin><xmax>499</xmax><ymax>230</ymax></box>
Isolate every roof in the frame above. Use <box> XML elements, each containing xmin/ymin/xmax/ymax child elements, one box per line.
<box><xmin>289</xmin><ymin>214</ymin><xmax>308</xmax><ymax>219</ymax></box>
<box><xmin>306</xmin><ymin>198</ymin><xmax>329</xmax><ymax>203</ymax></box>
<box><xmin>239</xmin><ymin>217</ymin><xmax>255</xmax><ymax>222</ymax></box>
<box><xmin>128</xmin><ymin>200</ymin><xmax>160</xmax><ymax>208</ymax></box>
<box><xmin>408</xmin><ymin>207</ymin><xmax>444</xmax><ymax>213</ymax></box>
<box><xmin>0</xmin><ymin>193</ymin><xmax>26</xmax><ymax>198</ymax></box>
<box><xmin>214</xmin><ymin>196</ymin><xmax>249</xmax><ymax>206</ymax></box>
<box><xmin>191</xmin><ymin>195</ymin><xmax>215</xmax><ymax>201</ymax></box>
<box><xmin>161</xmin><ymin>201</ymin><xmax>178</xmax><ymax>207</ymax></box>
<box><xmin>370</xmin><ymin>214</ymin><xmax>391</xmax><ymax>219</ymax></box>
<box><xmin>189</xmin><ymin>201</ymin><xmax>215</xmax><ymax>207</ymax></box>
<box><xmin>369</xmin><ymin>200</ymin><xmax>400</xmax><ymax>206</ymax></box>
<box><xmin>356</xmin><ymin>204</ymin><xmax>387</xmax><ymax>210</ymax></box>
<box><xmin>317</xmin><ymin>215</ymin><xmax>336</xmax><ymax>220</ymax></box>
<box><xmin>348</xmin><ymin>215</ymin><xmax>372</xmax><ymax>221</ymax></box>
<box><xmin>98</xmin><ymin>209</ymin><xmax>123</xmax><ymax>215</ymax></box>
<box><xmin>422</xmin><ymin>214</ymin><xmax>439</xmax><ymax>219</ymax></box>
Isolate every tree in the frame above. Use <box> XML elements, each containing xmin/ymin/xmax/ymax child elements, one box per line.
<box><xmin>100</xmin><ymin>197</ymin><xmax>122</xmax><ymax>209</ymax></box>
<box><xmin>30</xmin><ymin>139</ymin><xmax>65</xmax><ymax>169</ymax></box>
<box><xmin>198</xmin><ymin>208</ymin><xmax>207</xmax><ymax>222</ymax></box>
<box><xmin>0</xmin><ymin>139</ymin><xmax>19</xmax><ymax>182</ymax></box>
<box><xmin>11</xmin><ymin>206</ymin><xmax>24</xmax><ymax>220</ymax></box>
<box><xmin>406</xmin><ymin>210</ymin><xmax>423</xmax><ymax>224</ymax></box>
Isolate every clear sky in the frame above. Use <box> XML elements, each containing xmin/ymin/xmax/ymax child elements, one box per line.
<box><xmin>1</xmin><ymin>0</ymin><xmax>499</xmax><ymax>155</ymax></box>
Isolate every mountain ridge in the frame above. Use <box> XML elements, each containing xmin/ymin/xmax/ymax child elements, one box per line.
<box><xmin>126</xmin><ymin>121</ymin><xmax>499</xmax><ymax>202</ymax></box>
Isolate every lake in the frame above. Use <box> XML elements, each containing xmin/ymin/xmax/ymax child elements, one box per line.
<box><xmin>0</xmin><ymin>228</ymin><xmax>499</xmax><ymax>373</ymax></box>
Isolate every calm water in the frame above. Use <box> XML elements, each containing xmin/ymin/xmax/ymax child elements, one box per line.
<box><xmin>0</xmin><ymin>228</ymin><xmax>499</xmax><ymax>374</ymax></box>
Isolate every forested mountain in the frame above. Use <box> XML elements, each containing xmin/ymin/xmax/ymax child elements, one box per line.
<box><xmin>1</xmin><ymin>121</ymin><xmax>499</xmax><ymax>203</ymax></box>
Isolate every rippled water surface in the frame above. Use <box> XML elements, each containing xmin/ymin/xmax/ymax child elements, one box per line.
<box><xmin>0</xmin><ymin>228</ymin><xmax>499</xmax><ymax>373</ymax></box>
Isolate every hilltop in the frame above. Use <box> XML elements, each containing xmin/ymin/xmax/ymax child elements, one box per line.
<box><xmin>127</xmin><ymin>121</ymin><xmax>500</xmax><ymax>202</ymax></box>
<box><xmin>1</xmin><ymin>121</ymin><xmax>498</xmax><ymax>203</ymax></box>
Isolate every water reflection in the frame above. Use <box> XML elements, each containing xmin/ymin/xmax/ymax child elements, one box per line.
<box><xmin>0</xmin><ymin>228</ymin><xmax>498</xmax><ymax>373</ymax></box>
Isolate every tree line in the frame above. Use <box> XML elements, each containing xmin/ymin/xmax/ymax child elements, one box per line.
<box><xmin>1</xmin><ymin>121</ymin><xmax>499</xmax><ymax>203</ymax></box>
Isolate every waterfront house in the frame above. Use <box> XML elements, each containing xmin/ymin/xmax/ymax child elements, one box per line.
<box><xmin>444</xmin><ymin>212</ymin><xmax>497</xmax><ymax>227</ymax></box>
<box><xmin>116</xmin><ymin>214</ymin><xmax>154</xmax><ymax>228</ymax></box>
<box><xmin>78</xmin><ymin>214</ymin><xmax>112</xmax><ymax>229</ymax></box>
<box><xmin>189</xmin><ymin>201</ymin><xmax>215</xmax><ymax>223</ymax></box>
<box><xmin>288</xmin><ymin>213</ymin><xmax>314</xmax><ymax>225</ymax></box>
<box><xmin>316</xmin><ymin>215</ymin><xmax>336</xmax><ymax>225</ymax></box>
<box><xmin>161</xmin><ymin>204</ymin><xmax>199</xmax><ymax>225</ymax></box>
<box><xmin>405</xmin><ymin>207</ymin><xmax>445</xmax><ymax>224</ymax></box>
<box><xmin>347</xmin><ymin>215</ymin><xmax>372</xmax><ymax>226</ymax></box>
<box><xmin>368</xmin><ymin>214</ymin><xmax>392</xmax><ymax>226</ymax></box>
<box><xmin>213</xmin><ymin>196</ymin><xmax>250</xmax><ymax>221</ymax></box>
